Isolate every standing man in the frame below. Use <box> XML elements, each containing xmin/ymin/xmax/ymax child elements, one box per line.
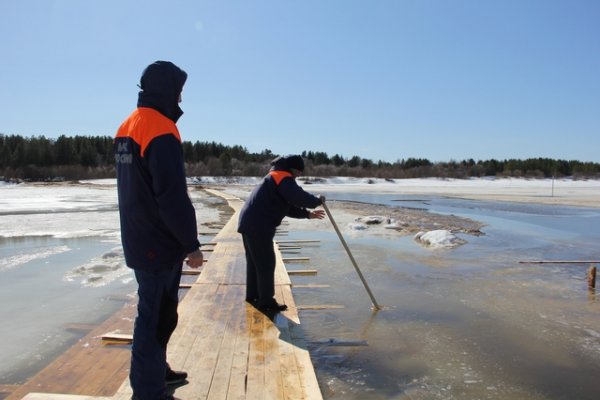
<box><xmin>115</xmin><ymin>60</ymin><xmax>203</xmax><ymax>400</ymax></box>
<box><xmin>238</xmin><ymin>155</ymin><xmax>325</xmax><ymax>312</ymax></box>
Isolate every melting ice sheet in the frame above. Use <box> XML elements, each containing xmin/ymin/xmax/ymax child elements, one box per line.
<box><xmin>0</xmin><ymin>182</ymin><xmax>130</xmax><ymax>382</ymax></box>
<box><xmin>0</xmin><ymin>181</ymin><xmax>220</xmax><ymax>383</ymax></box>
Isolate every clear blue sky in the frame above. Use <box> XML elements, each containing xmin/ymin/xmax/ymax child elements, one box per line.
<box><xmin>1</xmin><ymin>0</ymin><xmax>599</xmax><ymax>163</ymax></box>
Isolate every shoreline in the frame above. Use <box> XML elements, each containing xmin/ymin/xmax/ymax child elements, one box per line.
<box><xmin>299</xmin><ymin>179</ymin><xmax>600</xmax><ymax>209</ymax></box>
<box><xmin>204</xmin><ymin>177</ymin><xmax>600</xmax><ymax>209</ymax></box>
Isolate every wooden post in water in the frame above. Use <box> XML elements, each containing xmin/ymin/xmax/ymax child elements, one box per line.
<box><xmin>588</xmin><ymin>265</ymin><xmax>597</xmax><ymax>289</ymax></box>
<box><xmin>519</xmin><ymin>260</ymin><xmax>599</xmax><ymax>291</ymax></box>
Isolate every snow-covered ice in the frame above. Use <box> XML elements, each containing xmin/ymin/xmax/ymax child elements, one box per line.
<box><xmin>414</xmin><ymin>229</ymin><xmax>467</xmax><ymax>248</ymax></box>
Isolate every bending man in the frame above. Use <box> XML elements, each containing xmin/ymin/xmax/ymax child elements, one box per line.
<box><xmin>238</xmin><ymin>155</ymin><xmax>324</xmax><ymax>312</ymax></box>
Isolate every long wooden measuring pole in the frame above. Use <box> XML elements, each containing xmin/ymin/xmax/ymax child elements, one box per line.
<box><xmin>322</xmin><ymin>202</ymin><xmax>381</xmax><ymax>310</ymax></box>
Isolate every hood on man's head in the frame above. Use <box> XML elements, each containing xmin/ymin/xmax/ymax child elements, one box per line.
<box><xmin>270</xmin><ymin>155</ymin><xmax>304</xmax><ymax>172</ymax></box>
<box><xmin>270</xmin><ymin>156</ymin><xmax>287</xmax><ymax>169</ymax></box>
<box><xmin>137</xmin><ymin>61</ymin><xmax>187</xmax><ymax>123</ymax></box>
<box><xmin>285</xmin><ymin>155</ymin><xmax>304</xmax><ymax>172</ymax></box>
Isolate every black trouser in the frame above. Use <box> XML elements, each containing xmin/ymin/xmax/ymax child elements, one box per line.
<box><xmin>130</xmin><ymin>264</ymin><xmax>182</xmax><ymax>399</ymax></box>
<box><xmin>241</xmin><ymin>233</ymin><xmax>276</xmax><ymax>306</ymax></box>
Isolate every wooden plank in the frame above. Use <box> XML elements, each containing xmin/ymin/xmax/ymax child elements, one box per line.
<box><xmin>182</xmin><ymin>269</ymin><xmax>201</xmax><ymax>275</ymax></box>
<box><xmin>225</xmin><ymin>304</ymin><xmax>252</xmax><ymax>400</ymax></box>
<box><xmin>293</xmin><ymin>284</ymin><xmax>330</xmax><ymax>288</ymax></box>
<box><xmin>290</xmin><ymin>333</ymin><xmax>321</xmax><ymax>397</ymax></box>
<box><xmin>286</xmin><ymin>323</ymin><xmax>323</xmax><ymax>400</ymax></box>
<box><xmin>272</xmin><ymin>314</ymin><xmax>303</xmax><ymax>399</ymax></box>
<box><xmin>296</xmin><ymin>305</ymin><xmax>345</xmax><ymax>310</ymax></box>
<box><xmin>64</xmin><ymin>323</ymin><xmax>98</xmax><ymax>332</ymax></box>
<box><xmin>282</xmin><ymin>257</ymin><xmax>311</xmax><ymax>263</ymax></box>
<box><xmin>275</xmin><ymin>240</ymin><xmax>320</xmax><ymax>244</ymax></box>
<box><xmin>263</xmin><ymin>317</ymin><xmax>285</xmax><ymax>400</ymax></box>
<box><xmin>275</xmin><ymin>244</ymin><xmax>292</xmax><ymax>286</ymax></box>
<box><xmin>100</xmin><ymin>332</ymin><xmax>132</xmax><ymax>345</ymax></box>
<box><xmin>519</xmin><ymin>260</ymin><xmax>600</xmax><ymax>264</ymax></box>
<box><xmin>68</xmin><ymin>351</ymin><xmax>130</xmax><ymax>395</ymax></box>
<box><xmin>206</xmin><ymin>287</ymin><xmax>246</xmax><ymax>400</ymax></box>
<box><xmin>174</xmin><ymin>285</ymin><xmax>240</xmax><ymax>399</ymax></box>
<box><xmin>167</xmin><ymin>284</ymin><xmax>225</xmax><ymax>372</ymax></box>
<box><xmin>287</xmin><ymin>269</ymin><xmax>318</xmax><ymax>276</ymax></box>
<box><xmin>311</xmin><ymin>338</ymin><xmax>368</xmax><ymax>346</ymax></box>
<box><xmin>245</xmin><ymin>307</ymin><xmax>266</xmax><ymax>400</ymax></box>
<box><xmin>276</xmin><ymin>285</ymin><xmax>300</xmax><ymax>329</ymax></box>
<box><xmin>22</xmin><ymin>394</ymin><xmax>111</xmax><ymax>400</ymax></box>
<box><xmin>5</xmin><ymin>300</ymin><xmax>136</xmax><ymax>400</ymax></box>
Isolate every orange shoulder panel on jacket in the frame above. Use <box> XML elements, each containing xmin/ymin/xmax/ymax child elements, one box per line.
<box><xmin>269</xmin><ymin>170</ymin><xmax>293</xmax><ymax>185</ymax></box>
<box><xmin>115</xmin><ymin>107</ymin><xmax>181</xmax><ymax>156</ymax></box>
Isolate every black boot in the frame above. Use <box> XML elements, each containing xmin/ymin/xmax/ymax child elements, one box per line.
<box><xmin>258</xmin><ymin>300</ymin><xmax>288</xmax><ymax>312</ymax></box>
<box><xmin>166</xmin><ymin>364</ymin><xmax>188</xmax><ymax>385</ymax></box>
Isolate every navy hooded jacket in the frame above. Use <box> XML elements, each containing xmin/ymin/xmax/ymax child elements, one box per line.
<box><xmin>237</xmin><ymin>156</ymin><xmax>323</xmax><ymax>237</ymax></box>
<box><xmin>114</xmin><ymin>61</ymin><xmax>200</xmax><ymax>271</ymax></box>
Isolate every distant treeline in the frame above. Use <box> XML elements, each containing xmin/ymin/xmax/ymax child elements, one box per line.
<box><xmin>1</xmin><ymin>133</ymin><xmax>599</xmax><ymax>181</ymax></box>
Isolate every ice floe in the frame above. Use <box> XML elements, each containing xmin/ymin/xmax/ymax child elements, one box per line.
<box><xmin>414</xmin><ymin>229</ymin><xmax>467</xmax><ymax>248</ymax></box>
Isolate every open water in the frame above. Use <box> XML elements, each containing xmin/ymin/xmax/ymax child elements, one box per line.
<box><xmin>287</xmin><ymin>192</ymin><xmax>600</xmax><ymax>399</ymax></box>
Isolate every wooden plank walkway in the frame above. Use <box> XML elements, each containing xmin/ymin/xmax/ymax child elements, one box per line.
<box><xmin>17</xmin><ymin>189</ymin><xmax>323</xmax><ymax>400</ymax></box>
<box><xmin>5</xmin><ymin>304</ymin><xmax>136</xmax><ymax>400</ymax></box>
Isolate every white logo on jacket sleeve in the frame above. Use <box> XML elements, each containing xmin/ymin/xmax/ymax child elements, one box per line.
<box><xmin>117</xmin><ymin>142</ymin><xmax>129</xmax><ymax>152</ymax></box>
<box><xmin>115</xmin><ymin>153</ymin><xmax>133</xmax><ymax>164</ymax></box>
<box><xmin>115</xmin><ymin>142</ymin><xmax>133</xmax><ymax>164</ymax></box>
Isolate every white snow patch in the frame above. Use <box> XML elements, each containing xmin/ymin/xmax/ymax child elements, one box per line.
<box><xmin>414</xmin><ymin>230</ymin><xmax>466</xmax><ymax>249</ymax></box>
<box><xmin>356</xmin><ymin>215</ymin><xmax>388</xmax><ymax>225</ymax></box>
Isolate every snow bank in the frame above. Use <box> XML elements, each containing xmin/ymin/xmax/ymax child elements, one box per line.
<box><xmin>414</xmin><ymin>230</ymin><xmax>466</xmax><ymax>249</ymax></box>
<box><xmin>357</xmin><ymin>216</ymin><xmax>388</xmax><ymax>225</ymax></box>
